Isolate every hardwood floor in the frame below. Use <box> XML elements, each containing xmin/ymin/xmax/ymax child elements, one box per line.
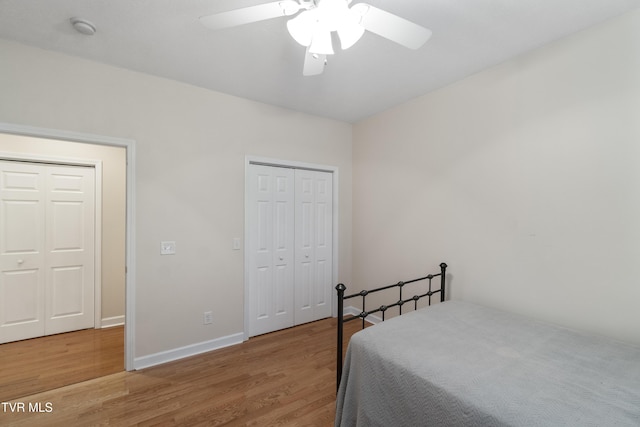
<box><xmin>0</xmin><ymin>318</ymin><xmax>363</xmax><ymax>426</ymax></box>
<box><xmin>0</xmin><ymin>326</ymin><xmax>124</xmax><ymax>402</ymax></box>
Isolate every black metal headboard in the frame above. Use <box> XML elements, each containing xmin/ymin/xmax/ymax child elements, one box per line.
<box><xmin>335</xmin><ymin>262</ymin><xmax>447</xmax><ymax>392</ymax></box>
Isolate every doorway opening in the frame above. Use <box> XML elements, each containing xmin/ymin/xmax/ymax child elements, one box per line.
<box><xmin>0</xmin><ymin>123</ymin><xmax>135</xmax><ymax>400</ymax></box>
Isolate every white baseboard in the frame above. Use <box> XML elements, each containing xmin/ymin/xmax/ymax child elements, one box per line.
<box><xmin>101</xmin><ymin>315</ymin><xmax>125</xmax><ymax>328</ymax></box>
<box><xmin>344</xmin><ymin>306</ymin><xmax>382</xmax><ymax>325</ymax></box>
<box><xmin>133</xmin><ymin>332</ymin><xmax>244</xmax><ymax>370</ymax></box>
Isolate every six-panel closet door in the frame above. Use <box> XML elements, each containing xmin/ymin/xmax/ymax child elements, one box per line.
<box><xmin>247</xmin><ymin>164</ymin><xmax>333</xmax><ymax>337</ymax></box>
<box><xmin>294</xmin><ymin>169</ymin><xmax>333</xmax><ymax>326</ymax></box>
<box><xmin>247</xmin><ymin>165</ymin><xmax>295</xmax><ymax>337</ymax></box>
<box><xmin>0</xmin><ymin>160</ymin><xmax>95</xmax><ymax>344</ymax></box>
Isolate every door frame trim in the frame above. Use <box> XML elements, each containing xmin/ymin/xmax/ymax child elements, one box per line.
<box><xmin>244</xmin><ymin>156</ymin><xmax>339</xmax><ymax>341</ymax></box>
<box><xmin>0</xmin><ymin>122</ymin><xmax>136</xmax><ymax>371</ymax></box>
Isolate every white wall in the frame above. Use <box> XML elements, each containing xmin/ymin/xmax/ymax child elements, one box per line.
<box><xmin>0</xmin><ymin>39</ymin><xmax>352</xmax><ymax>360</ymax></box>
<box><xmin>353</xmin><ymin>9</ymin><xmax>640</xmax><ymax>344</ymax></box>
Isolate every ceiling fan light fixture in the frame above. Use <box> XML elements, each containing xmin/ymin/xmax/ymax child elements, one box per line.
<box><xmin>309</xmin><ymin>28</ymin><xmax>334</xmax><ymax>55</ymax></box>
<box><xmin>315</xmin><ymin>0</ymin><xmax>349</xmax><ymax>31</ymax></box>
<box><xmin>287</xmin><ymin>10</ymin><xmax>314</xmax><ymax>46</ymax></box>
<box><xmin>337</xmin><ymin>20</ymin><xmax>364</xmax><ymax>50</ymax></box>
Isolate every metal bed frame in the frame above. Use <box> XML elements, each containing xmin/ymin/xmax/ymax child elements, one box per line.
<box><xmin>335</xmin><ymin>262</ymin><xmax>447</xmax><ymax>392</ymax></box>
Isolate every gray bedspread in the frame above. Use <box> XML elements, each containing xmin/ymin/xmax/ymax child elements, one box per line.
<box><xmin>335</xmin><ymin>301</ymin><xmax>640</xmax><ymax>426</ymax></box>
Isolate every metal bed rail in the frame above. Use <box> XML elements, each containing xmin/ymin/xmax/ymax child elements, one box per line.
<box><xmin>335</xmin><ymin>262</ymin><xmax>447</xmax><ymax>392</ymax></box>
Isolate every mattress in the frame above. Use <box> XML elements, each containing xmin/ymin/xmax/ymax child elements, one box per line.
<box><xmin>335</xmin><ymin>301</ymin><xmax>640</xmax><ymax>426</ymax></box>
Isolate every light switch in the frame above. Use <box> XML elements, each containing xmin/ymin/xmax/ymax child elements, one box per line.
<box><xmin>161</xmin><ymin>241</ymin><xmax>176</xmax><ymax>255</ymax></box>
<box><xmin>233</xmin><ymin>237</ymin><xmax>241</xmax><ymax>250</ymax></box>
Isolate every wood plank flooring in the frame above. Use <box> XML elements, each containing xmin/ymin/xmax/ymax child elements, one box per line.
<box><xmin>0</xmin><ymin>326</ymin><xmax>124</xmax><ymax>402</ymax></box>
<box><xmin>0</xmin><ymin>318</ymin><xmax>363</xmax><ymax>426</ymax></box>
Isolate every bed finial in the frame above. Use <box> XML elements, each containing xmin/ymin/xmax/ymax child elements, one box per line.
<box><xmin>336</xmin><ymin>283</ymin><xmax>346</xmax><ymax>393</ymax></box>
<box><xmin>440</xmin><ymin>263</ymin><xmax>447</xmax><ymax>302</ymax></box>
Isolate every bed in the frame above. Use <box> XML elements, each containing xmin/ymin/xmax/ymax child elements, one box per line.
<box><xmin>335</xmin><ymin>264</ymin><xmax>640</xmax><ymax>426</ymax></box>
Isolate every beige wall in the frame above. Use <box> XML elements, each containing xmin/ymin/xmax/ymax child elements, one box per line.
<box><xmin>0</xmin><ymin>39</ymin><xmax>353</xmax><ymax>359</ymax></box>
<box><xmin>0</xmin><ymin>133</ymin><xmax>126</xmax><ymax>321</ymax></box>
<box><xmin>353</xmin><ymin>9</ymin><xmax>640</xmax><ymax>344</ymax></box>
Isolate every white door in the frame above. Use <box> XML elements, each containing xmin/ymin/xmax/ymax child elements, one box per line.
<box><xmin>0</xmin><ymin>162</ymin><xmax>46</xmax><ymax>343</ymax></box>
<box><xmin>247</xmin><ymin>164</ymin><xmax>295</xmax><ymax>337</ymax></box>
<box><xmin>247</xmin><ymin>164</ymin><xmax>333</xmax><ymax>337</ymax></box>
<box><xmin>294</xmin><ymin>170</ymin><xmax>333</xmax><ymax>325</ymax></box>
<box><xmin>44</xmin><ymin>164</ymin><xmax>95</xmax><ymax>336</ymax></box>
<box><xmin>0</xmin><ymin>161</ymin><xmax>95</xmax><ymax>344</ymax></box>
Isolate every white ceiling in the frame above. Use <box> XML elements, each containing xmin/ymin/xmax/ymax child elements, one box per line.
<box><xmin>1</xmin><ymin>0</ymin><xmax>639</xmax><ymax>123</ymax></box>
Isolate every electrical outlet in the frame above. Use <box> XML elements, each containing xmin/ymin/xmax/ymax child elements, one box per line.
<box><xmin>203</xmin><ymin>311</ymin><xmax>213</xmax><ymax>325</ymax></box>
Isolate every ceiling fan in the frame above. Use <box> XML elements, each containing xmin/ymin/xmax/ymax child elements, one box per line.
<box><xmin>199</xmin><ymin>0</ymin><xmax>432</xmax><ymax>76</ymax></box>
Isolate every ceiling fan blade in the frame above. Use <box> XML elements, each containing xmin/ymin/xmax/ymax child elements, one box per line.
<box><xmin>351</xmin><ymin>3</ymin><xmax>432</xmax><ymax>49</ymax></box>
<box><xmin>200</xmin><ymin>1</ymin><xmax>302</xmax><ymax>30</ymax></box>
<box><xmin>303</xmin><ymin>47</ymin><xmax>327</xmax><ymax>76</ymax></box>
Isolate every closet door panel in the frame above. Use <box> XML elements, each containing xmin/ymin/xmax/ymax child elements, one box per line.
<box><xmin>248</xmin><ymin>165</ymin><xmax>295</xmax><ymax>337</ymax></box>
<box><xmin>294</xmin><ymin>170</ymin><xmax>333</xmax><ymax>326</ymax></box>
<box><xmin>0</xmin><ymin>161</ymin><xmax>45</xmax><ymax>343</ymax></box>
<box><xmin>44</xmin><ymin>165</ymin><xmax>95</xmax><ymax>335</ymax></box>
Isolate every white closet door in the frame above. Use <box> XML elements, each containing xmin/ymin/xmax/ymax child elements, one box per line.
<box><xmin>0</xmin><ymin>161</ymin><xmax>95</xmax><ymax>344</ymax></box>
<box><xmin>294</xmin><ymin>170</ymin><xmax>333</xmax><ymax>326</ymax></box>
<box><xmin>0</xmin><ymin>161</ymin><xmax>46</xmax><ymax>343</ymax></box>
<box><xmin>44</xmin><ymin>165</ymin><xmax>95</xmax><ymax>336</ymax></box>
<box><xmin>247</xmin><ymin>164</ymin><xmax>295</xmax><ymax>337</ymax></box>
